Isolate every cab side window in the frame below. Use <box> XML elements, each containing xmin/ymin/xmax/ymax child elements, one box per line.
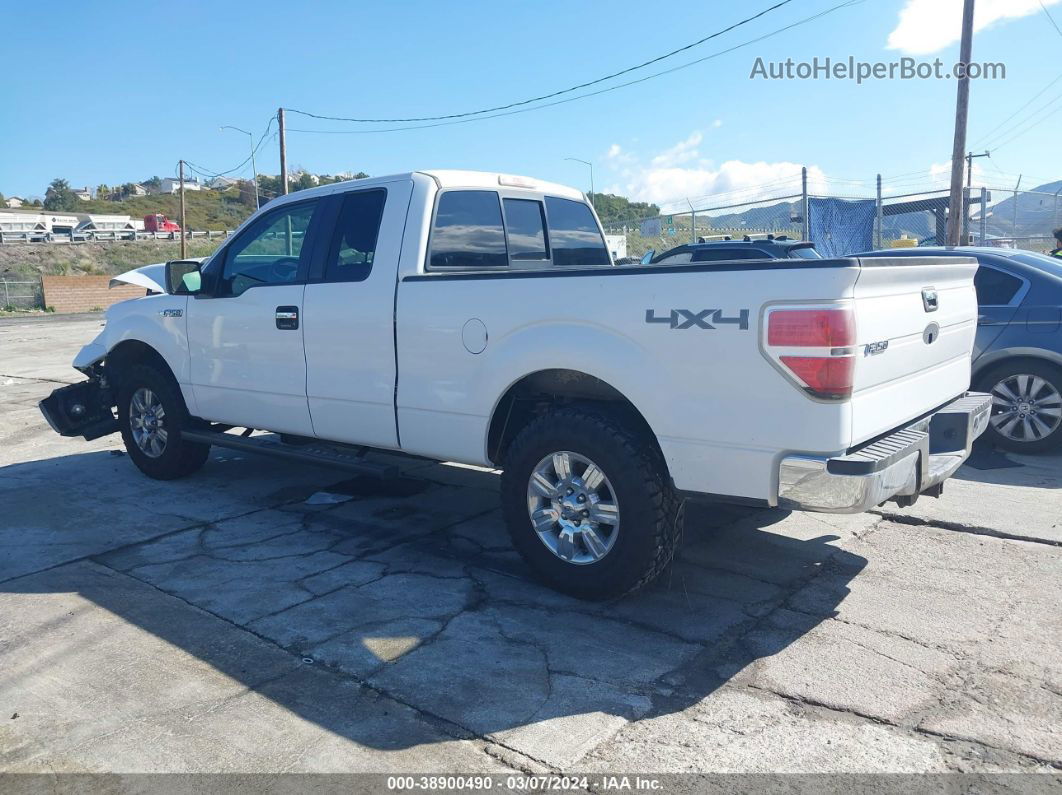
<box><xmin>324</xmin><ymin>190</ymin><xmax>386</xmax><ymax>282</ymax></box>
<box><xmin>545</xmin><ymin>197</ymin><xmax>610</xmax><ymax>266</ymax></box>
<box><xmin>974</xmin><ymin>265</ymin><xmax>1023</xmax><ymax>306</ymax></box>
<box><xmin>218</xmin><ymin>201</ymin><xmax>318</xmax><ymax>297</ymax></box>
<box><xmin>429</xmin><ymin>190</ymin><xmax>508</xmax><ymax>268</ymax></box>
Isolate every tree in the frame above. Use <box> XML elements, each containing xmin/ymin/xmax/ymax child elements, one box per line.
<box><xmin>143</xmin><ymin>176</ymin><xmax>162</xmax><ymax>192</ymax></box>
<box><xmin>43</xmin><ymin>178</ymin><xmax>77</xmax><ymax>211</ymax></box>
<box><xmin>96</xmin><ymin>184</ymin><xmax>110</xmax><ymax>200</ymax></box>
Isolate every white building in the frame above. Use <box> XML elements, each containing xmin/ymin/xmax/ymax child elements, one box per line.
<box><xmin>72</xmin><ymin>187</ymin><xmax>92</xmax><ymax>201</ymax></box>
<box><xmin>604</xmin><ymin>234</ymin><xmax>627</xmax><ymax>261</ymax></box>
<box><xmin>207</xmin><ymin>176</ymin><xmax>238</xmax><ymax>190</ymax></box>
<box><xmin>156</xmin><ymin>177</ymin><xmax>202</xmax><ymax>194</ymax></box>
<box><xmin>5</xmin><ymin>196</ymin><xmax>25</xmax><ymax>209</ymax></box>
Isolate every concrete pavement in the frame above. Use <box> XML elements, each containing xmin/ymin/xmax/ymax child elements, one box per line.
<box><xmin>1</xmin><ymin>316</ymin><xmax>1060</xmax><ymax>777</ymax></box>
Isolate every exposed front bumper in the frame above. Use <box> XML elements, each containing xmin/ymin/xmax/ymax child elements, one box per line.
<box><xmin>39</xmin><ymin>379</ymin><xmax>118</xmax><ymax>440</ymax></box>
<box><xmin>778</xmin><ymin>392</ymin><xmax>992</xmax><ymax>513</ymax></box>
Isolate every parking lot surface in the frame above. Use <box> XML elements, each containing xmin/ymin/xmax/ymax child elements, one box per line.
<box><xmin>1</xmin><ymin>314</ymin><xmax>1060</xmax><ymax>777</ymax></box>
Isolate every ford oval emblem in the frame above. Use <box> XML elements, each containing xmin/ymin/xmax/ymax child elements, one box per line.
<box><xmin>923</xmin><ymin>322</ymin><xmax>940</xmax><ymax>345</ymax></box>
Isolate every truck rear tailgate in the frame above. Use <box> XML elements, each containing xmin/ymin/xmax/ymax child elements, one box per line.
<box><xmin>850</xmin><ymin>256</ymin><xmax>978</xmax><ymax>445</ymax></box>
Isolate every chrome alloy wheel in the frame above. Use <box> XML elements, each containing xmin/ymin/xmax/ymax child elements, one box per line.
<box><xmin>129</xmin><ymin>387</ymin><xmax>168</xmax><ymax>458</ymax></box>
<box><xmin>990</xmin><ymin>374</ymin><xmax>1062</xmax><ymax>443</ymax></box>
<box><xmin>526</xmin><ymin>451</ymin><xmax>620</xmax><ymax>565</ymax></box>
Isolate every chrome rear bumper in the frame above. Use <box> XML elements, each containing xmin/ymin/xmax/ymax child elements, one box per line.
<box><xmin>777</xmin><ymin>392</ymin><xmax>992</xmax><ymax>513</ymax></box>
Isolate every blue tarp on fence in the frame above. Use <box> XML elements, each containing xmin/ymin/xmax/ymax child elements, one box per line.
<box><xmin>808</xmin><ymin>197</ymin><xmax>876</xmax><ymax>257</ymax></box>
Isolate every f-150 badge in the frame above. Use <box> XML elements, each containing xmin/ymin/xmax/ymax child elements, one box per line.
<box><xmin>645</xmin><ymin>309</ymin><xmax>750</xmax><ymax>330</ymax></box>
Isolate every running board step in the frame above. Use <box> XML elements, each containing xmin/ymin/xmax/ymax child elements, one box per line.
<box><xmin>182</xmin><ymin>430</ymin><xmax>400</xmax><ymax>478</ymax></box>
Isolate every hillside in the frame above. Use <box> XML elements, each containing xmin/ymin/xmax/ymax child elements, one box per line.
<box><xmin>0</xmin><ymin>238</ymin><xmax>223</xmax><ymax>280</ymax></box>
<box><xmin>77</xmin><ymin>188</ymin><xmax>255</xmax><ymax>231</ymax></box>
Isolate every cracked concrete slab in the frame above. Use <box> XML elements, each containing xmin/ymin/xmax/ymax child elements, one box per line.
<box><xmin>3</xmin><ymin>315</ymin><xmax>1062</xmax><ymax>775</ymax></box>
<box><xmin>579</xmin><ymin>687</ymin><xmax>955</xmax><ymax>773</ymax></box>
<box><xmin>0</xmin><ymin>561</ymin><xmax>506</xmax><ymax>773</ymax></box>
<box><xmin>879</xmin><ymin>456</ymin><xmax>1062</xmax><ymax>545</ymax></box>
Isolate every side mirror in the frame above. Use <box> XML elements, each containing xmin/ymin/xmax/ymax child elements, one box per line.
<box><xmin>640</xmin><ymin>249</ymin><xmax>655</xmax><ymax>265</ymax></box>
<box><xmin>166</xmin><ymin>260</ymin><xmax>202</xmax><ymax>294</ymax></box>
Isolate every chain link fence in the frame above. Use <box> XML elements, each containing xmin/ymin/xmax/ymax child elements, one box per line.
<box><xmin>0</xmin><ymin>279</ymin><xmax>43</xmax><ymax>311</ymax></box>
<box><xmin>598</xmin><ymin>172</ymin><xmax>1062</xmax><ymax>260</ymax></box>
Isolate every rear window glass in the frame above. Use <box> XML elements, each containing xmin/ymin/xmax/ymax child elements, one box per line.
<box><xmin>1009</xmin><ymin>251</ymin><xmax>1062</xmax><ymax>276</ymax></box>
<box><xmin>691</xmin><ymin>248</ymin><xmax>769</xmax><ymax>262</ymax></box>
<box><xmin>974</xmin><ymin>266</ymin><xmax>1023</xmax><ymax>306</ymax></box>
<box><xmin>430</xmin><ymin>190</ymin><xmax>508</xmax><ymax>268</ymax></box>
<box><xmin>788</xmin><ymin>246</ymin><xmax>821</xmax><ymax>259</ymax></box>
<box><xmin>503</xmin><ymin>198</ymin><xmax>548</xmax><ymax>261</ymax></box>
<box><xmin>545</xmin><ymin>197</ymin><xmax>610</xmax><ymax>267</ymax></box>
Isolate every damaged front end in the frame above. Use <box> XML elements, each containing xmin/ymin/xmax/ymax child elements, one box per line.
<box><xmin>38</xmin><ymin>363</ymin><xmax>118</xmax><ymax>440</ymax></box>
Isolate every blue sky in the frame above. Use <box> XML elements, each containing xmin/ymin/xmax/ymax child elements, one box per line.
<box><xmin>2</xmin><ymin>0</ymin><xmax>1059</xmax><ymax>211</ymax></box>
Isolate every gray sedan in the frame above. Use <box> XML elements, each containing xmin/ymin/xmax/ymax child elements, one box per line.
<box><xmin>856</xmin><ymin>246</ymin><xmax>1062</xmax><ymax>453</ymax></box>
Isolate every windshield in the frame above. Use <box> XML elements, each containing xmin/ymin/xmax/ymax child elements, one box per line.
<box><xmin>788</xmin><ymin>245</ymin><xmax>821</xmax><ymax>259</ymax></box>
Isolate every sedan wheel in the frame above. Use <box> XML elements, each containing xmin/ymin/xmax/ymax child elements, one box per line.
<box><xmin>989</xmin><ymin>373</ymin><xmax>1062</xmax><ymax>445</ymax></box>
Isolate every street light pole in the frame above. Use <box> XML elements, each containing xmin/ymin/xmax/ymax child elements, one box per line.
<box><xmin>221</xmin><ymin>125</ymin><xmax>259</xmax><ymax>210</ymax></box>
<box><xmin>565</xmin><ymin>157</ymin><xmax>595</xmax><ymax>212</ymax></box>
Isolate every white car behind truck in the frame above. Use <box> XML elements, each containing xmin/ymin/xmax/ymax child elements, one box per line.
<box><xmin>40</xmin><ymin>170</ymin><xmax>992</xmax><ymax>599</ymax></box>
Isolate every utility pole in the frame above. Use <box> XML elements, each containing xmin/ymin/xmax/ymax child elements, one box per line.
<box><xmin>966</xmin><ymin>150</ymin><xmax>990</xmax><ymax>189</ymax></box>
<box><xmin>687</xmin><ymin>199</ymin><xmax>696</xmax><ymax>244</ymax></box>
<box><xmin>1012</xmin><ymin>174</ymin><xmax>1022</xmax><ymax>239</ymax></box>
<box><xmin>875</xmin><ymin>173</ymin><xmax>883</xmax><ymax>249</ymax></box>
<box><xmin>278</xmin><ymin>107</ymin><xmax>289</xmax><ymax>195</ymax></box>
<box><xmin>800</xmin><ymin>166</ymin><xmax>809</xmax><ymax>241</ymax></box>
<box><xmin>178</xmin><ymin>159</ymin><xmax>186</xmax><ymax>259</ymax></box>
<box><xmin>945</xmin><ymin>0</ymin><xmax>976</xmax><ymax>246</ymax></box>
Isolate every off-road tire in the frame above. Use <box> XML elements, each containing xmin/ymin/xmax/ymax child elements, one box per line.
<box><xmin>500</xmin><ymin>406</ymin><xmax>683</xmax><ymax>600</ymax></box>
<box><xmin>117</xmin><ymin>363</ymin><xmax>210</xmax><ymax>479</ymax></box>
<box><xmin>976</xmin><ymin>360</ymin><xmax>1062</xmax><ymax>453</ymax></box>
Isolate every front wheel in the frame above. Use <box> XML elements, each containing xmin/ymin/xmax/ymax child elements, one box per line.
<box><xmin>500</xmin><ymin>407</ymin><xmax>683</xmax><ymax>600</ymax></box>
<box><xmin>978</xmin><ymin>360</ymin><xmax>1062</xmax><ymax>453</ymax></box>
<box><xmin>117</xmin><ymin>363</ymin><xmax>210</xmax><ymax>479</ymax></box>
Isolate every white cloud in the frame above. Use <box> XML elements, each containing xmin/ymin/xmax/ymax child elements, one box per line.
<box><xmin>887</xmin><ymin>0</ymin><xmax>1061</xmax><ymax>55</ymax></box>
<box><xmin>650</xmin><ymin>131</ymin><xmax>704</xmax><ymax>168</ymax></box>
<box><xmin>603</xmin><ymin>131</ymin><xmax>827</xmax><ymax>212</ymax></box>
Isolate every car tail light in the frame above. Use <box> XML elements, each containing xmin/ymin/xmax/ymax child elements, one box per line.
<box><xmin>764</xmin><ymin>307</ymin><xmax>856</xmax><ymax>400</ymax></box>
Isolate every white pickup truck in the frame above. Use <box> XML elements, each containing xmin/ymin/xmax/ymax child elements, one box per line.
<box><xmin>40</xmin><ymin>170</ymin><xmax>991</xmax><ymax>598</ymax></box>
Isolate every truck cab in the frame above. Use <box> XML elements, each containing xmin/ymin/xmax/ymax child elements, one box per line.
<box><xmin>144</xmin><ymin>213</ymin><xmax>181</xmax><ymax>234</ymax></box>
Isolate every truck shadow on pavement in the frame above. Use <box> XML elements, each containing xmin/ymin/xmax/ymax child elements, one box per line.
<box><xmin>0</xmin><ymin>449</ymin><xmax>867</xmax><ymax>763</ymax></box>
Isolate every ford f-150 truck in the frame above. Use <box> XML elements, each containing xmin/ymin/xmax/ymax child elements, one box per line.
<box><xmin>40</xmin><ymin>170</ymin><xmax>991</xmax><ymax>599</ymax></box>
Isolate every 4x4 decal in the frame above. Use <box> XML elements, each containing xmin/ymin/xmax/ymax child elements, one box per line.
<box><xmin>645</xmin><ymin>309</ymin><xmax>750</xmax><ymax>330</ymax></box>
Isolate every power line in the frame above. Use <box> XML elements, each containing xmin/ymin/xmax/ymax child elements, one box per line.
<box><xmin>1042</xmin><ymin>0</ymin><xmax>1062</xmax><ymax>38</ymax></box>
<box><xmin>285</xmin><ymin>1</ymin><xmax>796</xmax><ymax>125</ymax></box>
<box><xmin>972</xmin><ymin>75</ymin><xmax>1062</xmax><ymax>148</ymax></box>
<box><xmin>990</xmin><ymin>102</ymin><xmax>1062</xmax><ymax>152</ymax></box>
<box><xmin>181</xmin><ymin>116</ymin><xmax>276</xmax><ymax>181</ymax></box>
<box><xmin>285</xmin><ymin>0</ymin><xmax>864</xmax><ymax>135</ymax></box>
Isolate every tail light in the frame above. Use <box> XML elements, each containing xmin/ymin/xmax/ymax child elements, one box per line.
<box><xmin>764</xmin><ymin>307</ymin><xmax>856</xmax><ymax>400</ymax></box>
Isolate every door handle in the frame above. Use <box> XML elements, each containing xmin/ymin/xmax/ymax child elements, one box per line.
<box><xmin>275</xmin><ymin>306</ymin><xmax>299</xmax><ymax>330</ymax></box>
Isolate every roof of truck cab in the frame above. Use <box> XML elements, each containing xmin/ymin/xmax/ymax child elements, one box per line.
<box><xmin>417</xmin><ymin>170</ymin><xmax>584</xmax><ymax>200</ymax></box>
<box><xmin>262</xmin><ymin>170</ymin><xmax>585</xmax><ymax>206</ymax></box>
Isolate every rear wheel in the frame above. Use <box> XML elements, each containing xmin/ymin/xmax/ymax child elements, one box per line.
<box><xmin>117</xmin><ymin>364</ymin><xmax>210</xmax><ymax>479</ymax></box>
<box><xmin>978</xmin><ymin>360</ymin><xmax>1062</xmax><ymax>453</ymax></box>
<box><xmin>500</xmin><ymin>407</ymin><xmax>683</xmax><ymax>600</ymax></box>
